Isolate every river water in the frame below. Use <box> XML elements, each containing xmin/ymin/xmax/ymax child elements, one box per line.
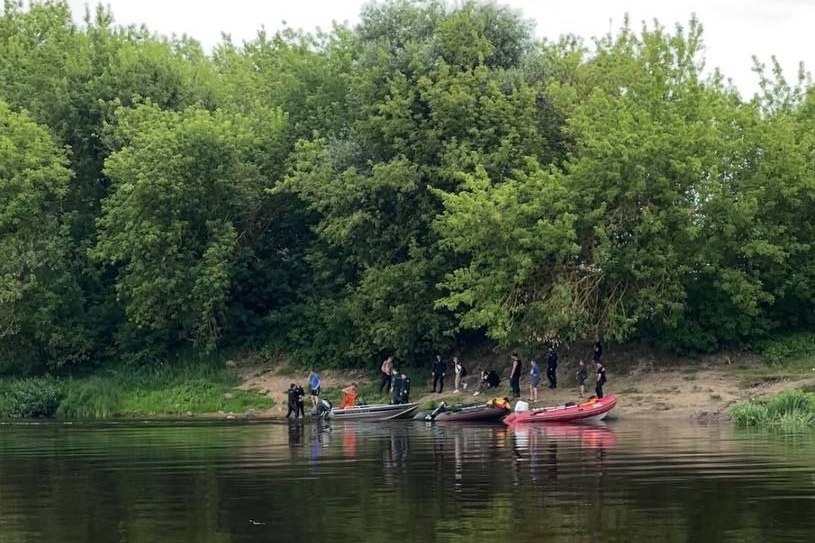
<box><xmin>0</xmin><ymin>419</ymin><xmax>813</xmax><ymax>542</ymax></box>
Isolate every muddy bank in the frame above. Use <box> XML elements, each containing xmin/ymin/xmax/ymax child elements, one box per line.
<box><xmin>227</xmin><ymin>350</ymin><xmax>815</xmax><ymax>422</ymax></box>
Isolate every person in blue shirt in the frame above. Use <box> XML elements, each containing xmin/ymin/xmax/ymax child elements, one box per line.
<box><xmin>308</xmin><ymin>370</ymin><xmax>321</xmax><ymax>408</ymax></box>
<box><xmin>529</xmin><ymin>359</ymin><xmax>542</xmax><ymax>401</ymax></box>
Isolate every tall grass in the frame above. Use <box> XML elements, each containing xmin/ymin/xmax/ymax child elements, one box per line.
<box><xmin>0</xmin><ymin>352</ymin><xmax>273</xmax><ymax>419</ymax></box>
<box><xmin>731</xmin><ymin>390</ymin><xmax>815</xmax><ymax>430</ymax></box>
<box><xmin>58</xmin><ymin>378</ymin><xmax>123</xmax><ymax>419</ymax></box>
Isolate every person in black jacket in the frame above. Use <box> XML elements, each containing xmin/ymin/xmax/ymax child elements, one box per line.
<box><xmin>595</xmin><ymin>360</ymin><xmax>608</xmax><ymax>398</ymax></box>
<box><xmin>285</xmin><ymin>383</ymin><xmax>298</xmax><ymax>418</ymax></box>
<box><xmin>509</xmin><ymin>353</ymin><xmax>522</xmax><ymax>398</ymax></box>
<box><xmin>294</xmin><ymin>384</ymin><xmax>306</xmax><ymax>417</ymax></box>
<box><xmin>392</xmin><ymin>372</ymin><xmax>411</xmax><ymax>404</ymax></box>
<box><xmin>593</xmin><ymin>335</ymin><xmax>603</xmax><ymax>362</ymax></box>
<box><xmin>431</xmin><ymin>355</ymin><xmax>447</xmax><ymax>393</ymax></box>
<box><xmin>546</xmin><ymin>347</ymin><xmax>558</xmax><ymax>389</ymax></box>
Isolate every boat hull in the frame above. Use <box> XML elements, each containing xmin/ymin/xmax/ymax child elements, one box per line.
<box><xmin>428</xmin><ymin>404</ymin><xmax>510</xmax><ymax>422</ymax></box>
<box><xmin>503</xmin><ymin>395</ymin><xmax>617</xmax><ymax>425</ymax></box>
<box><xmin>425</xmin><ymin>405</ymin><xmax>510</xmax><ymax>422</ymax></box>
<box><xmin>329</xmin><ymin>403</ymin><xmax>418</xmax><ymax>421</ymax></box>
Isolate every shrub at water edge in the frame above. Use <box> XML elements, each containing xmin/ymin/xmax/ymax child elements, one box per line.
<box><xmin>731</xmin><ymin>390</ymin><xmax>815</xmax><ymax>429</ymax></box>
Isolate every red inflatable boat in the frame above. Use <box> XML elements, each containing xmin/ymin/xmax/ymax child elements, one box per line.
<box><xmin>503</xmin><ymin>395</ymin><xmax>617</xmax><ymax>425</ymax></box>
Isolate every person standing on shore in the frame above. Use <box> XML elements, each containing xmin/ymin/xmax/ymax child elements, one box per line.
<box><xmin>509</xmin><ymin>353</ymin><xmax>522</xmax><ymax>398</ymax></box>
<box><xmin>595</xmin><ymin>360</ymin><xmax>607</xmax><ymax>398</ymax></box>
<box><xmin>453</xmin><ymin>356</ymin><xmax>465</xmax><ymax>393</ymax></box>
<box><xmin>431</xmin><ymin>355</ymin><xmax>447</xmax><ymax>393</ymax></box>
<box><xmin>379</xmin><ymin>355</ymin><xmax>394</xmax><ymax>394</ymax></box>
<box><xmin>593</xmin><ymin>335</ymin><xmax>603</xmax><ymax>362</ymax></box>
<box><xmin>529</xmin><ymin>359</ymin><xmax>542</xmax><ymax>401</ymax></box>
<box><xmin>576</xmin><ymin>359</ymin><xmax>588</xmax><ymax>398</ymax></box>
<box><xmin>546</xmin><ymin>346</ymin><xmax>558</xmax><ymax>389</ymax></box>
<box><xmin>295</xmin><ymin>383</ymin><xmax>306</xmax><ymax>417</ymax></box>
<box><xmin>285</xmin><ymin>383</ymin><xmax>298</xmax><ymax>418</ymax></box>
<box><xmin>308</xmin><ymin>370</ymin><xmax>321</xmax><ymax>407</ymax></box>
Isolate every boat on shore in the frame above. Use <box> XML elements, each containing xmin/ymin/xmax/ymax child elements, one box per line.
<box><xmin>328</xmin><ymin>402</ymin><xmax>419</xmax><ymax>421</ymax></box>
<box><xmin>423</xmin><ymin>397</ymin><xmax>511</xmax><ymax>422</ymax></box>
<box><xmin>503</xmin><ymin>395</ymin><xmax>617</xmax><ymax>425</ymax></box>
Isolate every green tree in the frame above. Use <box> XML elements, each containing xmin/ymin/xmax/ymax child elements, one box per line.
<box><xmin>0</xmin><ymin>100</ymin><xmax>88</xmax><ymax>371</ymax></box>
<box><xmin>94</xmin><ymin>105</ymin><xmax>288</xmax><ymax>353</ymax></box>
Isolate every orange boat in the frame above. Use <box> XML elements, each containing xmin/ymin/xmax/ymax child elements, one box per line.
<box><xmin>503</xmin><ymin>395</ymin><xmax>617</xmax><ymax>425</ymax></box>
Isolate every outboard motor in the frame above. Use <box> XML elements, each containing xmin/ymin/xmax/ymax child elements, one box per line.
<box><xmin>313</xmin><ymin>398</ymin><xmax>333</xmax><ymax>419</ymax></box>
<box><xmin>425</xmin><ymin>401</ymin><xmax>447</xmax><ymax>421</ymax></box>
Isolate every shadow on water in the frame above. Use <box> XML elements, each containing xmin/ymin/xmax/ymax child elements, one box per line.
<box><xmin>0</xmin><ymin>419</ymin><xmax>813</xmax><ymax>542</ymax></box>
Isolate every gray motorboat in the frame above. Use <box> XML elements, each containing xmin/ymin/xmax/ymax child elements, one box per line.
<box><xmin>314</xmin><ymin>398</ymin><xmax>418</xmax><ymax>421</ymax></box>
<box><xmin>329</xmin><ymin>402</ymin><xmax>418</xmax><ymax>421</ymax></box>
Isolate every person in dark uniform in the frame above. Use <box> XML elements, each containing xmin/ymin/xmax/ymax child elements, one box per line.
<box><xmin>392</xmin><ymin>372</ymin><xmax>403</xmax><ymax>404</ymax></box>
<box><xmin>546</xmin><ymin>346</ymin><xmax>558</xmax><ymax>389</ymax></box>
<box><xmin>400</xmin><ymin>373</ymin><xmax>411</xmax><ymax>403</ymax></box>
<box><xmin>285</xmin><ymin>383</ymin><xmax>298</xmax><ymax>418</ymax></box>
<box><xmin>294</xmin><ymin>384</ymin><xmax>306</xmax><ymax>417</ymax></box>
<box><xmin>392</xmin><ymin>372</ymin><xmax>411</xmax><ymax>404</ymax></box>
<box><xmin>431</xmin><ymin>355</ymin><xmax>447</xmax><ymax>393</ymax></box>
<box><xmin>593</xmin><ymin>335</ymin><xmax>603</xmax><ymax>362</ymax></box>
<box><xmin>595</xmin><ymin>360</ymin><xmax>608</xmax><ymax>398</ymax></box>
<box><xmin>509</xmin><ymin>353</ymin><xmax>522</xmax><ymax>398</ymax></box>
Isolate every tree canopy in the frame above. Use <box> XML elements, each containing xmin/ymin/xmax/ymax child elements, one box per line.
<box><xmin>1</xmin><ymin>0</ymin><xmax>814</xmax><ymax>372</ymax></box>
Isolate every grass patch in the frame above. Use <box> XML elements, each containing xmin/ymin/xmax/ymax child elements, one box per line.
<box><xmin>0</xmin><ymin>353</ymin><xmax>273</xmax><ymax>419</ymax></box>
<box><xmin>112</xmin><ymin>358</ymin><xmax>274</xmax><ymax>416</ymax></box>
<box><xmin>58</xmin><ymin>377</ymin><xmax>123</xmax><ymax>418</ymax></box>
<box><xmin>620</xmin><ymin>387</ymin><xmax>640</xmax><ymax>394</ymax></box>
<box><xmin>731</xmin><ymin>390</ymin><xmax>815</xmax><ymax>430</ymax></box>
<box><xmin>710</xmin><ymin>393</ymin><xmax>722</xmax><ymax>401</ymax></box>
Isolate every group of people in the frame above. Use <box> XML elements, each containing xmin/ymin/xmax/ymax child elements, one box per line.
<box><xmin>523</xmin><ymin>338</ymin><xmax>607</xmax><ymax>400</ymax></box>
<box><xmin>286</xmin><ymin>370</ymin><xmax>322</xmax><ymax>418</ymax></box>
<box><xmin>376</xmin><ymin>356</ymin><xmax>414</xmax><ymax>404</ymax></box>
<box><xmin>291</xmin><ymin>337</ymin><xmax>608</xmax><ymax>418</ymax></box>
<box><xmin>509</xmin><ymin>347</ymin><xmax>561</xmax><ymax>401</ymax></box>
<box><xmin>432</xmin><ymin>336</ymin><xmax>608</xmax><ymax>403</ymax></box>
<box><xmin>428</xmin><ymin>354</ymin><xmax>468</xmax><ymax>394</ymax></box>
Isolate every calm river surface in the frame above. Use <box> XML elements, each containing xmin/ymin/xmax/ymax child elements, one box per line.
<box><xmin>0</xmin><ymin>418</ymin><xmax>813</xmax><ymax>542</ymax></box>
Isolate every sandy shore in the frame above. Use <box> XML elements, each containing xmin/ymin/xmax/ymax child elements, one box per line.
<box><xmin>227</xmin><ymin>355</ymin><xmax>815</xmax><ymax>422</ymax></box>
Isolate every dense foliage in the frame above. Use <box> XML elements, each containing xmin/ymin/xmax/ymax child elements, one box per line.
<box><xmin>1</xmin><ymin>0</ymin><xmax>814</xmax><ymax>372</ymax></box>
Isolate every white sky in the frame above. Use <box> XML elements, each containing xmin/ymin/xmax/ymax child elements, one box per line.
<box><xmin>65</xmin><ymin>0</ymin><xmax>815</xmax><ymax>97</ymax></box>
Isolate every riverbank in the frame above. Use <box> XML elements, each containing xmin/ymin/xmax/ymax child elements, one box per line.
<box><xmin>1</xmin><ymin>348</ymin><xmax>813</xmax><ymax>421</ymax></box>
<box><xmin>0</xmin><ymin>357</ymin><xmax>273</xmax><ymax>419</ymax></box>
<box><xmin>234</xmin><ymin>349</ymin><xmax>815</xmax><ymax>422</ymax></box>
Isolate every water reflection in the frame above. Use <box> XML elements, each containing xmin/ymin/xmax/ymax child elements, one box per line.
<box><xmin>0</xmin><ymin>420</ymin><xmax>813</xmax><ymax>542</ymax></box>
